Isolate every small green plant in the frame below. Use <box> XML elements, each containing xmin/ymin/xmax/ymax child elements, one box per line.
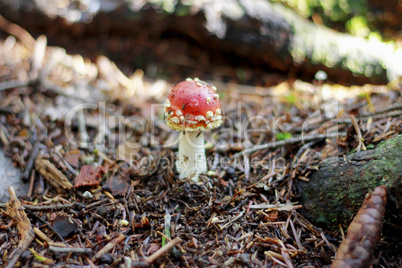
<box><xmin>276</xmin><ymin>132</ymin><xmax>292</xmax><ymax>141</ymax></box>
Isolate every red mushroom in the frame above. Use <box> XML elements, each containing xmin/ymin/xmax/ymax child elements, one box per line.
<box><xmin>164</xmin><ymin>78</ymin><xmax>223</xmax><ymax>181</ymax></box>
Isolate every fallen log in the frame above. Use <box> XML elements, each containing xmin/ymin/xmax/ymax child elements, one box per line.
<box><xmin>298</xmin><ymin>134</ymin><xmax>401</xmax><ymax>229</ymax></box>
<box><xmin>0</xmin><ymin>0</ymin><xmax>401</xmax><ymax>84</ymax></box>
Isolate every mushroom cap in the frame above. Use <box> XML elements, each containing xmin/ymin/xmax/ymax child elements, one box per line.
<box><xmin>164</xmin><ymin>78</ymin><xmax>223</xmax><ymax>132</ymax></box>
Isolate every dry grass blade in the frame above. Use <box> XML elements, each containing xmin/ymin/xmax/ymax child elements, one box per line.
<box><xmin>331</xmin><ymin>185</ymin><xmax>387</xmax><ymax>268</ymax></box>
<box><xmin>350</xmin><ymin>115</ymin><xmax>366</xmax><ymax>152</ymax></box>
<box><xmin>4</xmin><ymin>186</ymin><xmax>35</xmax><ymax>268</ymax></box>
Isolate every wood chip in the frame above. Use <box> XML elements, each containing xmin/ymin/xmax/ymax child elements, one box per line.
<box><xmin>35</xmin><ymin>158</ymin><xmax>73</xmax><ymax>190</ymax></box>
<box><xmin>74</xmin><ymin>165</ymin><xmax>104</xmax><ymax>188</ymax></box>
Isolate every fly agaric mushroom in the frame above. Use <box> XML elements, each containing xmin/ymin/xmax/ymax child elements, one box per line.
<box><xmin>164</xmin><ymin>78</ymin><xmax>223</xmax><ymax>181</ymax></box>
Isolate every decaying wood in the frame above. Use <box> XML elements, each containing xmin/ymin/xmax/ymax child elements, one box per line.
<box><xmin>298</xmin><ymin>134</ymin><xmax>401</xmax><ymax>227</ymax></box>
<box><xmin>35</xmin><ymin>158</ymin><xmax>73</xmax><ymax>190</ymax></box>
<box><xmin>4</xmin><ymin>186</ymin><xmax>35</xmax><ymax>268</ymax></box>
<box><xmin>331</xmin><ymin>185</ymin><xmax>387</xmax><ymax>268</ymax></box>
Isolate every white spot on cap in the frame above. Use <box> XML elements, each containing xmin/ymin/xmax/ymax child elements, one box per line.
<box><xmin>216</xmin><ymin>109</ymin><xmax>221</xmax><ymax>115</ymax></box>
<box><xmin>186</xmin><ymin>77</ymin><xmax>193</xmax><ymax>81</ymax></box>
<box><xmin>214</xmin><ymin>94</ymin><xmax>219</xmax><ymax>99</ymax></box>
<box><xmin>175</xmin><ymin>110</ymin><xmax>183</xmax><ymax>116</ymax></box>
<box><xmin>170</xmin><ymin>116</ymin><xmax>180</xmax><ymax>124</ymax></box>
<box><xmin>206</xmin><ymin>111</ymin><xmax>214</xmax><ymax>119</ymax></box>
<box><xmin>214</xmin><ymin>115</ymin><xmax>222</xmax><ymax>121</ymax></box>
<box><xmin>206</xmin><ymin>96</ymin><xmax>211</xmax><ymax>104</ymax></box>
<box><xmin>195</xmin><ymin>115</ymin><xmax>206</xmax><ymax>121</ymax></box>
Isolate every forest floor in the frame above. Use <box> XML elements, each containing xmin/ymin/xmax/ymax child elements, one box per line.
<box><xmin>0</xmin><ymin>20</ymin><xmax>401</xmax><ymax>268</ymax></box>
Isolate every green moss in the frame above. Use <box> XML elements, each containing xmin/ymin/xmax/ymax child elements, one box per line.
<box><xmin>366</xmin><ymin>144</ymin><xmax>374</xmax><ymax>150</ymax></box>
<box><xmin>271</xmin><ymin>0</ymin><xmax>366</xmax><ymax>25</ymax></box>
<box><xmin>299</xmin><ymin>135</ymin><xmax>401</xmax><ymax>229</ymax></box>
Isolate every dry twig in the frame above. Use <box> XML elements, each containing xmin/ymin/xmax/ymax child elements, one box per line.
<box><xmin>24</xmin><ymin>203</ymin><xmax>75</xmax><ymax>211</ymax></box>
<box><xmin>49</xmin><ymin>245</ymin><xmax>92</xmax><ymax>254</ymax></box>
<box><xmin>22</xmin><ymin>142</ymin><xmax>42</xmax><ymax>181</ymax></box>
<box><xmin>4</xmin><ymin>186</ymin><xmax>35</xmax><ymax>268</ymax></box>
<box><xmin>145</xmin><ymin>237</ymin><xmax>182</xmax><ymax>264</ymax></box>
<box><xmin>93</xmin><ymin>233</ymin><xmax>125</xmax><ymax>262</ymax></box>
<box><xmin>232</xmin><ymin>132</ymin><xmax>346</xmax><ymax>158</ymax></box>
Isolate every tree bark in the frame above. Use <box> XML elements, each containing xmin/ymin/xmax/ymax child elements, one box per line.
<box><xmin>0</xmin><ymin>0</ymin><xmax>400</xmax><ymax>85</ymax></box>
<box><xmin>298</xmin><ymin>135</ymin><xmax>401</xmax><ymax>229</ymax></box>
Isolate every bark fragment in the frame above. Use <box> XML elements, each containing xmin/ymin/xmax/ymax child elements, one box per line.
<box><xmin>74</xmin><ymin>165</ymin><xmax>104</xmax><ymax>188</ymax></box>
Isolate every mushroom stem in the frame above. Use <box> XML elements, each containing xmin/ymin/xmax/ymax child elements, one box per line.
<box><xmin>176</xmin><ymin>132</ymin><xmax>207</xmax><ymax>181</ymax></box>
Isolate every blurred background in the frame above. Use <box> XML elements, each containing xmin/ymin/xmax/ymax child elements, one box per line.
<box><xmin>0</xmin><ymin>0</ymin><xmax>401</xmax><ymax>87</ymax></box>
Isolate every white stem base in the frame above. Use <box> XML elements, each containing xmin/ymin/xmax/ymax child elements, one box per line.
<box><xmin>176</xmin><ymin>132</ymin><xmax>207</xmax><ymax>182</ymax></box>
